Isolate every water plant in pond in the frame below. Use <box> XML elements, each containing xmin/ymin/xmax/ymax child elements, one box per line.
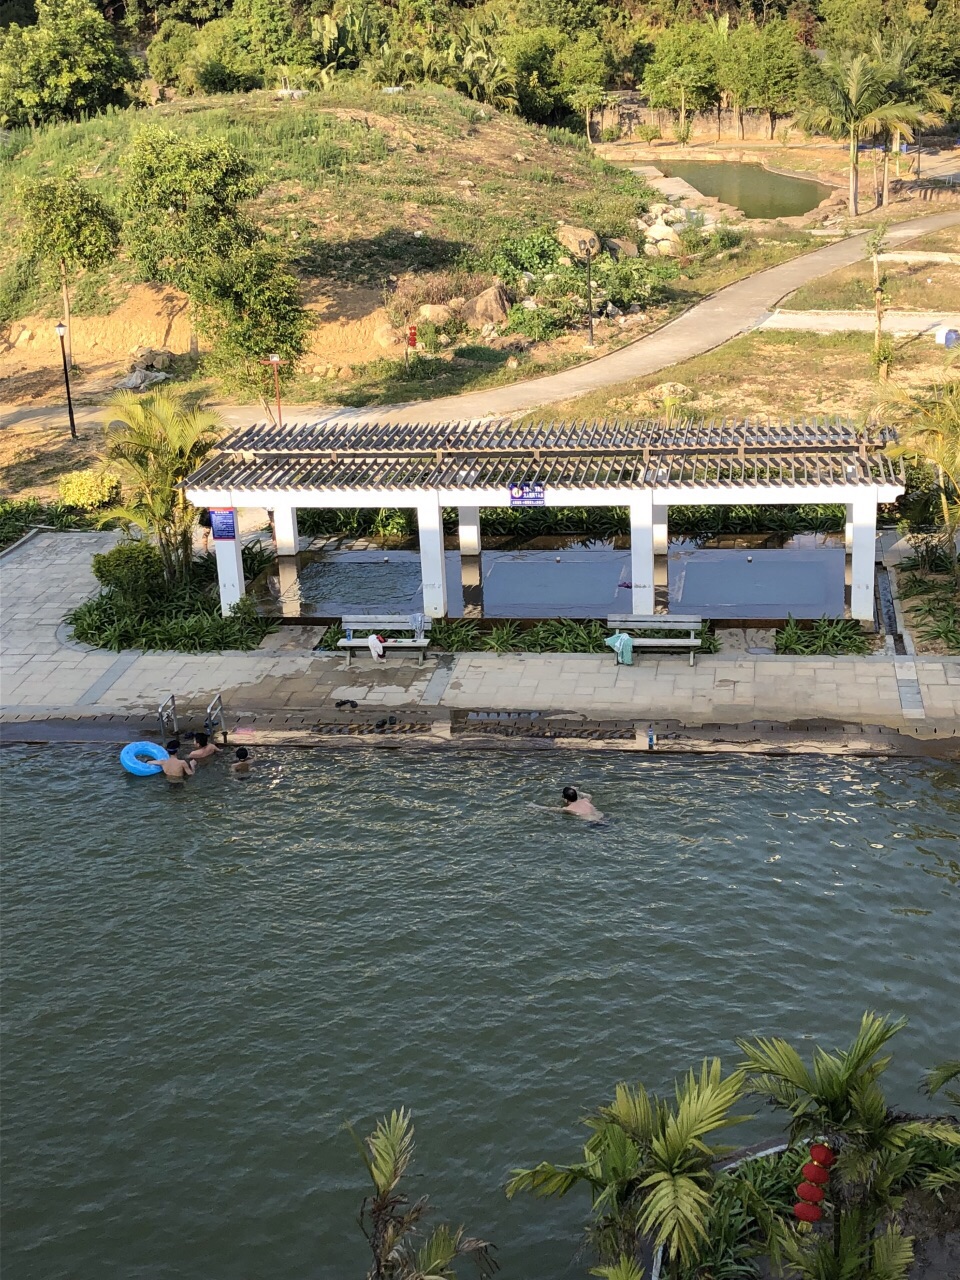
<box><xmin>351</xmin><ymin>1109</ymin><xmax>497</xmax><ymax>1280</ymax></box>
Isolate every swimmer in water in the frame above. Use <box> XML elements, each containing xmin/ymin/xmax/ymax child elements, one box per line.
<box><xmin>561</xmin><ymin>785</ymin><xmax>603</xmax><ymax>821</ymax></box>
<box><xmin>158</xmin><ymin>740</ymin><xmax>196</xmax><ymax>783</ymax></box>
<box><xmin>231</xmin><ymin>747</ymin><xmax>252</xmax><ymax>776</ymax></box>
<box><xmin>188</xmin><ymin>731</ymin><xmax>222</xmax><ymax>763</ymax></box>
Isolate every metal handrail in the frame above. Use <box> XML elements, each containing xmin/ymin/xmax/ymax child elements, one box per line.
<box><xmin>158</xmin><ymin>694</ymin><xmax>179</xmax><ymax>739</ymax></box>
<box><xmin>205</xmin><ymin>693</ymin><xmax>225</xmax><ymax>742</ymax></box>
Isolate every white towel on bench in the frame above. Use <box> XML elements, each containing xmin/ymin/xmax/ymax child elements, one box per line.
<box><xmin>367</xmin><ymin>634</ymin><xmax>385</xmax><ymax>660</ymax></box>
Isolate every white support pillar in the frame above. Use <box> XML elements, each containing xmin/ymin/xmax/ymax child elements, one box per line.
<box><xmin>845</xmin><ymin>503</ymin><xmax>854</xmax><ymax>553</ymax></box>
<box><xmin>629</xmin><ymin>491</ymin><xmax>655</xmax><ymax>616</ymax></box>
<box><xmin>213</xmin><ymin>509</ymin><xmax>245</xmax><ymax>616</ymax></box>
<box><xmin>417</xmin><ymin>494</ymin><xmax>447</xmax><ymax>618</ymax></box>
<box><xmin>273</xmin><ymin>505</ymin><xmax>299</xmax><ymax>556</ymax></box>
<box><xmin>458</xmin><ymin>506</ymin><xmax>481</xmax><ymax>556</ymax></box>
<box><xmin>653</xmin><ymin>502</ymin><xmax>669</xmax><ymax>555</ymax></box>
<box><xmin>850</xmin><ymin>488</ymin><xmax>878</xmax><ymax>622</ymax></box>
<box><xmin>277</xmin><ymin>556</ymin><xmax>301</xmax><ymax>618</ymax></box>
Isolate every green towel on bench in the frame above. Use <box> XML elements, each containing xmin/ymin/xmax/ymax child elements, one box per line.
<box><xmin>605</xmin><ymin>631</ymin><xmax>633</xmax><ymax>665</ymax></box>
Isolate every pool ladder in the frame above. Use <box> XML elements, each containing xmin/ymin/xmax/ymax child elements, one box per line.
<box><xmin>157</xmin><ymin>693</ymin><xmax>226</xmax><ymax>743</ymax></box>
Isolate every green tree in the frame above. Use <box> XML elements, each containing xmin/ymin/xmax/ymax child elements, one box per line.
<box><xmin>507</xmin><ymin>1059</ymin><xmax>748</xmax><ymax>1278</ymax></box>
<box><xmin>98</xmin><ymin>388</ymin><xmax>222</xmax><ymax>584</ymax></box>
<box><xmin>122</xmin><ymin>126</ymin><xmax>263</xmax><ymax>289</ymax></box>
<box><xmin>796</xmin><ymin>52</ymin><xmax>924</xmax><ymax>216</ymax></box>
<box><xmin>497</xmin><ymin>26</ymin><xmax>565</xmax><ymax>123</ymax></box>
<box><xmin>351</xmin><ymin>1109</ymin><xmax>497</xmax><ymax>1280</ymax></box>
<box><xmin>190</xmin><ymin>243</ymin><xmax>311</xmax><ymax>403</ymax></box>
<box><xmin>0</xmin><ymin>0</ymin><xmax>139</xmax><ymax>127</ymax></box>
<box><xmin>16</xmin><ymin>173</ymin><xmax>119</xmax><ymax>368</ymax></box>
<box><xmin>641</xmin><ymin>22</ymin><xmax>719</xmax><ymax>136</ymax></box>
<box><xmin>748</xmin><ymin>19</ymin><xmax>807</xmax><ymax>139</ymax></box>
<box><xmin>716</xmin><ymin>20</ymin><xmax>758</xmax><ymax>139</ymax></box>
<box><xmin>886</xmin><ymin>382</ymin><xmax>960</xmax><ymax>537</ymax></box>
<box><xmin>739</xmin><ymin>1012</ymin><xmax>960</xmax><ymax>1276</ymax></box>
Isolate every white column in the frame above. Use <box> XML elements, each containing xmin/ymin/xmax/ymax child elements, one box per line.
<box><xmin>273</xmin><ymin>505</ymin><xmax>299</xmax><ymax>556</ymax></box>
<box><xmin>417</xmin><ymin>494</ymin><xmax>447</xmax><ymax>618</ymax></box>
<box><xmin>630</xmin><ymin>491</ymin><xmax>655</xmax><ymax>616</ymax></box>
<box><xmin>850</xmin><ymin>488</ymin><xmax>877</xmax><ymax>622</ymax></box>
<box><xmin>213</xmin><ymin>510</ymin><xmax>245</xmax><ymax>616</ymax></box>
<box><xmin>845</xmin><ymin>503</ymin><xmax>854</xmax><ymax>553</ymax></box>
<box><xmin>277</xmin><ymin>556</ymin><xmax>301</xmax><ymax>618</ymax></box>
<box><xmin>653</xmin><ymin>502</ymin><xmax>669</xmax><ymax>555</ymax></box>
<box><xmin>458</xmin><ymin>506</ymin><xmax>481</xmax><ymax>556</ymax></box>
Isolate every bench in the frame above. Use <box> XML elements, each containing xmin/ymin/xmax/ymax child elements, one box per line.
<box><xmin>337</xmin><ymin>614</ymin><xmax>432</xmax><ymax>667</ymax></box>
<box><xmin>606</xmin><ymin>615</ymin><xmax>703</xmax><ymax>666</ymax></box>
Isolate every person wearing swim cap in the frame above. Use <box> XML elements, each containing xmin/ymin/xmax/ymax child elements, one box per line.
<box><xmin>561</xmin><ymin>785</ymin><xmax>602</xmax><ymax>821</ymax></box>
<box><xmin>231</xmin><ymin>747</ymin><xmax>253</xmax><ymax>776</ymax></box>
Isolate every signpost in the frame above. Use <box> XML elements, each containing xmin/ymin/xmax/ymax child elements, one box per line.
<box><xmin>509</xmin><ymin>482</ymin><xmax>546</xmax><ymax>507</ymax></box>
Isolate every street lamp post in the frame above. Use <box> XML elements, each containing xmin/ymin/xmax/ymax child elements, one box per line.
<box><xmin>55</xmin><ymin>321</ymin><xmax>77</xmax><ymax>441</ymax></box>
<box><xmin>578</xmin><ymin>239</ymin><xmax>595</xmax><ymax>348</ymax></box>
<box><xmin>260</xmin><ymin>353</ymin><xmax>285</xmax><ymax>429</ymax></box>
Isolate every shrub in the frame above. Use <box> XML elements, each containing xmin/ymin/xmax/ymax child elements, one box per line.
<box><xmin>636</xmin><ymin>123</ymin><xmax>661</xmax><ymax>143</ymax></box>
<box><xmin>503</xmin><ymin>302</ymin><xmax>565</xmax><ymax>341</ymax></box>
<box><xmin>775</xmin><ymin>615</ymin><xmax>871</xmax><ymax>655</ymax></box>
<box><xmin>58</xmin><ymin>469</ymin><xmax>121</xmax><ymax>511</ymax></box>
<box><xmin>0</xmin><ymin>497</ymin><xmax>97</xmax><ymax>549</ymax></box>
<box><xmin>486</xmin><ymin>229</ymin><xmax>562</xmax><ymax>283</ymax></box>
<box><xmin>600</xmin><ymin>125</ymin><xmax>621</xmax><ymax>142</ymax></box>
<box><xmin>593</xmin><ymin>255</ymin><xmax>676</xmax><ymax>309</ymax></box>
<box><xmin>92</xmin><ymin>540</ymin><xmax>165</xmax><ymax>600</ymax></box>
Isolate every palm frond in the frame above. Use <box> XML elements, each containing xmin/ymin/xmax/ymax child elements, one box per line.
<box><xmin>868</xmin><ymin>1224</ymin><xmax>914</xmax><ymax>1280</ymax></box>
<box><xmin>590</xmin><ymin>1255</ymin><xmax>645</xmax><ymax>1280</ymax></box>
<box><xmin>365</xmin><ymin>1108</ymin><xmax>416</xmax><ymax>1196</ymax></box>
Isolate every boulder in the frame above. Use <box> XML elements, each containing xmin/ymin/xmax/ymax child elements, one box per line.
<box><xmin>418</xmin><ymin>303</ymin><xmax>454</xmax><ymax>325</ymax></box>
<box><xmin>604</xmin><ymin>237</ymin><xmax>638</xmax><ymax>260</ymax></box>
<box><xmin>556</xmin><ymin>224</ymin><xmax>601</xmax><ymax>258</ymax></box>
<box><xmin>461</xmin><ymin>284</ymin><xmax>510</xmax><ymax>330</ymax></box>
<box><xmin>644</xmin><ymin>242</ymin><xmax>662</xmax><ymax>258</ymax></box>
<box><xmin>662</xmin><ymin>207</ymin><xmax>689</xmax><ymax>226</ymax></box>
<box><xmin>657</xmin><ymin>240</ymin><xmax>680</xmax><ymax>258</ymax></box>
<box><xmin>447</xmin><ymin>296</ymin><xmax>466</xmax><ymax>312</ymax></box>
<box><xmin>520</xmin><ymin>271</ymin><xmax>536</xmax><ymax>288</ymax></box>
<box><xmin>151</xmin><ymin>350</ymin><xmax>172</xmax><ymax>370</ymax></box>
<box><xmin>651</xmin><ymin>382</ymin><xmax>692</xmax><ymax>401</ymax></box>
<box><xmin>512</xmin><ymin>152</ymin><xmax>527</xmax><ymax>162</ymax></box>
<box><xmin>645</xmin><ymin>220</ymin><xmax>681</xmax><ymax>245</ymax></box>
<box><xmin>521</xmin><ymin>298</ymin><xmax>538</xmax><ymax>311</ymax></box>
<box><xmin>375</xmin><ymin>322</ymin><xmax>403</xmax><ymax>350</ymax></box>
<box><xmin>648</xmin><ymin>201</ymin><xmax>671</xmax><ymax>218</ymax></box>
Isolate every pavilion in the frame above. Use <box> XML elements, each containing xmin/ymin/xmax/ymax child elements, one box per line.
<box><xmin>182</xmin><ymin>416</ymin><xmax>905</xmax><ymax>623</ymax></box>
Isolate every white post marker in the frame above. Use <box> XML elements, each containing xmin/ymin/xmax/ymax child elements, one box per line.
<box><xmin>458</xmin><ymin>506</ymin><xmax>481</xmax><ymax>556</ymax></box>
<box><xmin>418</xmin><ymin>493</ymin><xmax>448</xmax><ymax>618</ymax></box>
<box><xmin>629</xmin><ymin>491</ymin><xmax>655</xmax><ymax>616</ymax></box>
<box><xmin>652</xmin><ymin>503</ymin><xmax>669</xmax><ymax>555</ymax></box>
<box><xmin>273</xmin><ymin>505</ymin><xmax>299</xmax><ymax>556</ymax></box>
<box><xmin>845</xmin><ymin>503</ymin><xmax>854</xmax><ymax>553</ymax></box>
<box><xmin>211</xmin><ymin>507</ymin><xmax>245</xmax><ymax>616</ymax></box>
<box><xmin>850</xmin><ymin>488</ymin><xmax>878</xmax><ymax>622</ymax></box>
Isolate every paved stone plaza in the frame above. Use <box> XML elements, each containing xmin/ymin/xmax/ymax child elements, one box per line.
<box><xmin>2</xmin><ymin>533</ymin><xmax>959</xmax><ymax>735</ymax></box>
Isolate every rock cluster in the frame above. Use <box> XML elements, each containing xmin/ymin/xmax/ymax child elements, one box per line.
<box><xmin>130</xmin><ymin>346</ymin><xmax>174</xmax><ymax>371</ymax></box>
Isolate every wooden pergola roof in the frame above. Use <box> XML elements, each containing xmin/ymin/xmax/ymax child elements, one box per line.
<box><xmin>185</xmin><ymin>416</ymin><xmax>904</xmax><ymax>493</ymax></box>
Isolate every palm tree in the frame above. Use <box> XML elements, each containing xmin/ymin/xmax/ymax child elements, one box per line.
<box><xmin>351</xmin><ymin>1109</ymin><xmax>497</xmax><ymax>1280</ymax></box>
<box><xmin>885</xmin><ymin>381</ymin><xmax>960</xmax><ymax>541</ymax></box>
<box><xmin>869</xmin><ymin>34</ymin><xmax>950</xmax><ymax>205</ymax></box>
<box><xmin>923</xmin><ymin>1061</ymin><xmax>960</xmax><ymax>1111</ymax></box>
<box><xmin>738</xmin><ymin>1012</ymin><xmax>959</xmax><ymax>1276</ymax></box>
<box><xmin>796</xmin><ymin>53</ymin><xmax>925</xmax><ymax>216</ymax></box>
<box><xmin>507</xmin><ymin>1059</ymin><xmax>748</xmax><ymax>1279</ymax></box>
<box><xmin>98</xmin><ymin>388</ymin><xmax>223</xmax><ymax>584</ymax></box>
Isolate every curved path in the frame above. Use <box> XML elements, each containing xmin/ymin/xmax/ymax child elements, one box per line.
<box><xmin>2</xmin><ymin>211</ymin><xmax>958</xmax><ymax>436</ymax></box>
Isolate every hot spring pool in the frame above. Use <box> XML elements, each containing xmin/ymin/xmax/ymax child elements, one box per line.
<box><xmin>653</xmin><ymin>159</ymin><xmax>832</xmax><ymax>219</ymax></box>
<box><xmin>2</xmin><ymin>747</ymin><xmax>957</xmax><ymax>1278</ymax></box>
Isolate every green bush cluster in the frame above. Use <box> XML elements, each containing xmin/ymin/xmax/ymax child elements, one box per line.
<box><xmin>57</xmin><ymin>469</ymin><xmax>121</xmax><ymax>511</ymax></box>
<box><xmin>775</xmin><ymin>615</ymin><xmax>871</xmax><ymax>655</ymax></box>
<box><xmin>0</xmin><ymin>498</ymin><xmax>98</xmax><ymax>550</ymax></box>
<box><xmin>427</xmin><ymin>616</ymin><xmax>719</xmax><ymax>654</ymax></box>
<box><xmin>69</xmin><ymin>540</ymin><xmax>276</xmax><ymax>652</ymax></box>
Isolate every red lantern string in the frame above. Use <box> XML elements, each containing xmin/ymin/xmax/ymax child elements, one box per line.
<box><xmin>794</xmin><ymin>1145</ymin><xmax>834</xmax><ymax>1222</ymax></box>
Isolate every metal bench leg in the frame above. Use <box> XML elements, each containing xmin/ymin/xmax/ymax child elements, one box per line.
<box><xmin>345</xmin><ymin>648</ymin><xmax>352</xmax><ymax>669</ymax></box>
<box><xmin>689</xmin><ymin>650</ymin><xmax>694</xmax><ymax>667</ymax></box>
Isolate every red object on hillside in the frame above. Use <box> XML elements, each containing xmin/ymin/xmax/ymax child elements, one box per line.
<box><xmin>802</xmin><ymin>1162</ymin><xmax>830</xmax><ymax>1185</ymax></box>
<box><xmin>810</xmin><ymin>1143</ymin><xmax>836</xmax><ymax>1166</ymax></box>
<box><xmin>797</xmin><ymin>1182</ymin><xmax>825</xmax><ymax>1203</ymax></box>
<box><xmin>407</xmin><ymin>325</ymin><xmax>417</xmax><ymax>348</ymax></box>
<box><xmin>794</xmin><ymin>1202</ymin><xmax>823</xmax><ymax>1223</ymax></box>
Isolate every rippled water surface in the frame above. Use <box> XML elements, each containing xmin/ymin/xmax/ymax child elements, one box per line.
<box><xmin>2</xmin><ymin>747</ymin><xmax>958</xmax><ymax>1280</ymax></box>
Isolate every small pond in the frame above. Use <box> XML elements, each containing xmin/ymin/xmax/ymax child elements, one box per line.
<box><xmin>253</xmin><ymin>533</ymin><xmax>846</xmax><ymax>620</ymax></box>
<box><xmin>654</xmin><ymin>159</ymin><xmax>832</xmax><ymax>219</ymax></box>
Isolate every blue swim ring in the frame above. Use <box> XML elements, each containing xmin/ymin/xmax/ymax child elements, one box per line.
<box><xmin>120</xmin><ymin>741</ymin><xmax>169</xmax><ymax>777</ymax></box>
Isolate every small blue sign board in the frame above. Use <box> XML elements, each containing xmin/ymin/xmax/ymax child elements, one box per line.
<box><xmin>509</xmin><ymin>482</ymin><xmax>546</xmax><ymax>508</ymax></box>
<box><xmin>210</xmin><ymin>508</ymin><xmax>237</xmax><ymax>541</ymax></box>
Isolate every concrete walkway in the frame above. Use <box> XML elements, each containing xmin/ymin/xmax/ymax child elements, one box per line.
<box><xmin>3</xmin><ymin>533</ymin><xmax>959</xmax><ymax>734</ymax></box>
<box><xmin>758</xmin><ymin>308</ymin><xmax>960</xmax><ymax>335</ymax></box>
<box><xmin>3</xmin><ymin>211</ymin><xmax>958</xmax><ymax>438</ymax></box>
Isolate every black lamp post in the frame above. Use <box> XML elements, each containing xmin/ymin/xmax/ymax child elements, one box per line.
<box><xmin>55</xmin><ymin>321</ymin><xmax>77</xmax><ymax>441</ymax></box>
<box><xmin>578</xmin><ymin>239</ymin><xmax>595</xmax><ymax>348</ymax></box>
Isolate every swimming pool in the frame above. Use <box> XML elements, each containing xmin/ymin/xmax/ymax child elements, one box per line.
<box><xmin>2</xmin><ymin>747</ymin><xmax>957</xmax><ymax>1278</ymax></box>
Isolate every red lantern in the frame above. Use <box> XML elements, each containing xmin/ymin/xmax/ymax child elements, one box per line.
<box><xmin>407</xmin><ymin>325</ymin><xmax>417</xmax><ymax>348</ymax></box>
<box><xmin>794</xmin><ymin>1202</ymin><xmax>823</xmax><ymax>1223</ymax></box>
<box><xmin>797</xmin><ymin>1182</ymin><xmax>824</xmax><ymax>1203</ymax></box>
<box><xmin>809</xmin><ymin>1144</ymin><xmax>835</xmax><ymax>1167</ymax></box>
<box><xmin>802</xmin><ymin>1162</ymin><xmax>830</xmax><ymax>1185</ymax></box>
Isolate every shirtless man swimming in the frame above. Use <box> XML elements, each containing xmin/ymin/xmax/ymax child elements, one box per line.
<box><xmin>561</xmin><ymin>785</ymin><xmax>603</xmax><ymax>821</ymax></box>
<box><xmin>158</xmin><ymin>741</ymin><xmax>196</xmax><ymax>784</ymax></box>
<box><xmin>230</xmin><ymin>747</ymin><xmax>252</xmax><ymax>776</ymax></box>
<box><xmin>188</xmin><ymin>731</ymin><xmax>222</xmax><ymax>763</ymax></box>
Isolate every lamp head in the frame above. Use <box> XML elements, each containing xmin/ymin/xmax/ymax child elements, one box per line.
<box><xmin>55</xmin><ymin>322</ymin><xmax>66</xmax><ymax>339</ymax></box>
<box><xmin>268</xmin><ymin>353</ymin><xmax>281</xmax><ymax>364</ymax></box>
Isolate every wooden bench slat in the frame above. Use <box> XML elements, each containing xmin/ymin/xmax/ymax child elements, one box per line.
<box><xmin>628</xmin><ymin>638</ymin><xmax>700</xmax><ymax>647</ymax></box>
